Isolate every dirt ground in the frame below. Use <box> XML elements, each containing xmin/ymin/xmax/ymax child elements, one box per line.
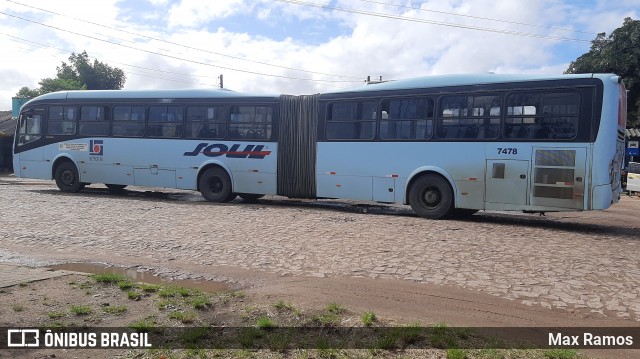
<box><xmin>1</xmin><ymin>174</ymin><xmax>639</xmax><ymax>358</ymax></box>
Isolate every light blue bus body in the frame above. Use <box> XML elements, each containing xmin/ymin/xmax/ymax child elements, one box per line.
<box><xmin>14</xmin><ymin>73</ymin><xmax>627</xmax><ymax>219</ymax></box>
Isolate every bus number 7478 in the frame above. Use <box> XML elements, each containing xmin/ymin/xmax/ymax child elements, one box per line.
<box><xmin>498</xmin><ymin>148</ymin><xmax>518</xmax><ymax>155</ymax></box>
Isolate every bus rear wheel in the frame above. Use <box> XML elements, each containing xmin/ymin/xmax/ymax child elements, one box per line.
<box><xmin>54</xmin><ymin>162</ymin><xmax>85</xmax><ymax>193</ymax></box>
<box><xmin>408</xmin><ymin>174</ymin><xmax>454</xmax><ymax>219</ymax></box>
<box><xmin>105</xmin><ymin>184</ymin><xmax>127</xmax><ymax>191</ymax></box>
<box><xmin>199</xmin><ymin>167</ymin><xmax>236</xmax><ymax>203</ymax></box>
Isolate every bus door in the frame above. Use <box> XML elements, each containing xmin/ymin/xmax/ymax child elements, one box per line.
<box><xmin>15</xmin><ymin>112</ymin><xmax>46</xmax><ymax>178</ymax></box>
<box><xmin>485</xmin><ymin>159</ymin><xmax>530</xmax><ymax>206</ymax></box>
<box><xmin>530</xmin><ymin>148</ymin><xmax>586</xmax><ymax>209</ymax></box>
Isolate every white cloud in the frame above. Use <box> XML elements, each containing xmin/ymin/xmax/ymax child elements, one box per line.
<box><xmin>167</xmin><ymin>0</ymin><xmax>249</xmax><ymax>28</ymax></box>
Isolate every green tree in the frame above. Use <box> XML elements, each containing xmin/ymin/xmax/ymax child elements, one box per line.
<box><xmin>15</xmin><ymin>51</ymin><xmax>125</xmax><ymax>98</ymax></box>
<box><xmin>566</xmin><ymin>17</ymin><xmax>640</xmax><ymax>127</ymax></box>
<box><xmin>15</xmin><ymin>86</ymin><xmax>40</xmax><ymax>98</ymax></box>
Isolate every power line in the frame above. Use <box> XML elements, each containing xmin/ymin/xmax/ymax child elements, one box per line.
<box><xmin>0</xmin><ymin>10</ymin><xmax>363</xmax><ymax>84</ymax></box>
<box><xmin>353</xmin><ymin>0</ymin><xmax>599</xmax><ymax>36</ymax></box>
<box><xmin>3</xmin><ymin>0</ymin><xmax>363</xmax><ymax>81</ymax></box>
<box><xmin>274</xmin><ymin>0</ymin><xmax>592</xmax><ymax>43</ymax></box>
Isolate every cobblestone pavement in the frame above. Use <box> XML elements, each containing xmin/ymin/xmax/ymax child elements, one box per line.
<box><xmin>1</xmin><ymin>175</ymin><xmax>639</xmax><ymax>322</ymax></box>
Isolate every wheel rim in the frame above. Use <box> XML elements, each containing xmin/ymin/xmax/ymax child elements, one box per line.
<box><xmin>208</xmin><ymin>177</ymin><xmax>224</xmax><ymax>194</ymax></box>
<box><xmin>61</xmin><ymin>169</ymin><xmax>75</xmax><ymax>186</ymax></box>
<box><xmin>422</xmin><ymin>187</ymin><xmax>441</xmax><ymax>209</ymax></box>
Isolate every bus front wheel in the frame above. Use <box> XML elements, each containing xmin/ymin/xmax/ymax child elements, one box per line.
<box><xmin>199</xmin><ymin>167</ymin><xmax>236</xmax><ymax>203</ymax></box>
<box><xmin>408</xmin><ymin>174</ymin><xmax>454</xmax><ymax>219</ymax></box>
<box><xmin>54</xmin><ymin>162</ymin><xmax>85</xmax><ymax>193</ymax></box>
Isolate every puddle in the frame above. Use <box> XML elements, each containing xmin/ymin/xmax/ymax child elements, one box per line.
<box><xmin>48</xmin><ymin>263</ymin><xmax>229</xmax><ymax>293</ymax></box>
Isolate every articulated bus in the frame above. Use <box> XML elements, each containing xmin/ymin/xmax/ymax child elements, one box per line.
<box><xmin>13</xmin><ymin>73</ymin><xmax>627</xmax><ymax>219</ymax></box>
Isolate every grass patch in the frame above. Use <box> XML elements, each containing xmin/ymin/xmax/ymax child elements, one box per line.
<box><xmin>430</xmin><ymin>322</ymin><xmax>459</xmax><ymax>349</ymax></box>
<box><xmin>12</xmin><ymin>304</ymin><xmax>24</xmax><ymax>312</ymax></box>
<box><xmin>90</xmin><ymin>272</ymin><xmax>128</xmax><ymax>284</ymax></box>
<box><xmin>273</xmin><ymin>300</ymin><xmax>295</xmax><ymax>311</ymax></box>
<box><xmin>256</xmin><ymin>315</ymin><xmax>275</xmax><ymax>329</ymax></box>
<box><xmin>544</xmin><ymin>349</ymin><xmax>579</xmax><ymax>359</ymax></box>
<box><xmin>312</xmin><ymin>313</ymin><xmax>341</xmax><ymax>327</ymax></box>
<box><xmin>103</xmin><ymin>305</ymin><xmax>128</xmax><ymax>315</ymax></box>
<box><xmin>189</xmin><ymin>295</ymin><xmax>212</xmax><ymax>310</ymax></box>
<box><xmin>157</xmin><ymin>298</ymin><xmax>178</xmax><ymax>311</ymax></box>
<box><xmin>326</xmin><ymin>302</ymin><xmax>346</xmax><ymax>314</ymax></box>
<box><xmin>43</xmin><ymin>321</ymin><xmax>66</xmax><ymax>330</ymax></box>
<box><xmin>70</xmin><ymin>305</ymin><xmax>93</xmax><ymax>315</ymax></box>
<box><xmin>168</xmin><ymin>311</ymin><xmax>197</xmax><ymax>324</ymax></box>
<box><xmin>158</xmin><ymin>286</ymin><xmax>192</xmax><ymax>298</ymax></box>
<box><xmin>446</xmin><ymin>348</ymin><xmax>468</xmax><ymax>359</ymax></box>
<box><xmin>138</xmin><ymin>283</ymin><xmax>162</xmax><ymax>292</ymax></box>
<box><xmin>127</xmin><ymin>290</ymin><xmax>142</xmax><ymax>300</ymax></box>
<box><xmin>47</xmin><ymin>311</ymin><xmax>66</xmax><ymax>319</ymax></box>
<box><xmin>361</xmin><ymin>311</ymin><xmax>377</xmax><ymax>326</ymax></box>
<box><xmin>128</xmin><ymin>318</ymin><xmax>156</xmax><ymax>332</ymax></box>
<box><xmin>117</xmin><ymin>281</ymin><xmax>134</xmax><ymax>290</ymax></box>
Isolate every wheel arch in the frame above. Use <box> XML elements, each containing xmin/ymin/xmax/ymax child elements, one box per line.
<box><xmin>51</xmin><ymin>155</ymin><xmax>79</xmax><ymax>180</ymax></box>
<box><xmin>196</xmin><ymin>161</ymin><xmax>234</xmax><ymax>192</ymax></box>
<box><xmin>404</xmin><ymin>167</ymin><xmax>458</xmax><ymax>206</ymax></box>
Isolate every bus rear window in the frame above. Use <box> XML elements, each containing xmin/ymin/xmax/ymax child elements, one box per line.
<box><xmin>505</xmin><ymin>92</ymin><xmax>579</xmax><ymax>140</ymax></box>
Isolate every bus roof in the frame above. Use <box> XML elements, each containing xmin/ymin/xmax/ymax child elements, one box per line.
<box><xmin>325</xmin><ymin>73</ymin><xmax>617</xmax><ymax>95</ymax></box>
<box><xmin>23</xmin><ymin>88</ymin><xmax>280</xmax><ymax>106</ymax></box>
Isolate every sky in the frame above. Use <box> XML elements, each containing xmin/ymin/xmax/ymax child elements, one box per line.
<box><xmin>0</xmin><ymin>0</ymin><xmax>638</xmax><ymax>110</ymax></box>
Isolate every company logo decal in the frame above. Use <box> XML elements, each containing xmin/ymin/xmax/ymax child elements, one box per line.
<box><xmin>90</xmin><ymin>140</ymin><xmax>104</xmax><ymax>156</ymax></box>
<box><xmin>183</xmin><ymin>143</ymin><xmax>271</xmax><ymax>159</ymax></box>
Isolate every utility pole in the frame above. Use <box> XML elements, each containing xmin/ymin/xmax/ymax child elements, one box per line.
<box><xmin>218</xmin><ymin>74</ymin><xmax>224</xmax><ymax>89</ymax></box>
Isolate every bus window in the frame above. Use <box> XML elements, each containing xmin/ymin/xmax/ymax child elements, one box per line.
<box><xmin>506</xmin><ymin>92</ymin><xmax>579</xmax><ymax>140</ymax></box>
<box><xmin>187</xmin><ymin>106</ymin><xmax>226</xmax><ymax>139</ymax></box>
<box><xmin>326</xmin><ymin>101</ymin><xmax>376</xmax><ymax>140</ymax></box>
<box><xmin>228</xmin><ymin>105</ymin><xmax>272</xmax><ymax>140</ymax></box>
<box><xmin>148</xmin><ymin>106</ymin><xmax>183</xmax><ymax>138</ymax></box>
<box><xmin>380</xmin><ymin>98</ymin><xmax>433</xmax><ymax>140</ymax></box>
<box><xmin>113</xmin><ymin>106</ymin><xmax>145</xmax><ymax>137</ymax></box>
<box><xmin>79</xmin><ymin>106</ymin><xmax>109</xmax><ymax>136</ymax></box>
<box><xmin>17</xmin><ymin>113</ymin><xmax>42</xmax><ymax>145</ymax></box>
<box><xmin>48</xmin><ymin>106</ymin><xmax>77</xmax><ymax>135</ymax></box>
<box><xmin>437</xmin><ymin>95</ymin><xmax>500</xmax><ymax>139</ymax></box>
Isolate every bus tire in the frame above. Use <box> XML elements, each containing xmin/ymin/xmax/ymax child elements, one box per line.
<box><xmin>238</xmin><ymin>193</ymin><xmax>264</xmax><ymax>202</ymax></box>
<box><xmin>408</xmin><ymin>174</ymin><xmax>454</xmax><ymax>219</ymax></box>
<box><xmin>105</xmin><ymin>184</ymin><xmax>127</xmax><ymax>191</ymax></box>
<box><xmin>54</xmin><ymin>161</ymin><xmax>85</xmax><ymax>193</ymax></box>
<box><xmin>199</xmin><ymin>167</ymin><xmax>235</xmax><ymax>203</ymax></box>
